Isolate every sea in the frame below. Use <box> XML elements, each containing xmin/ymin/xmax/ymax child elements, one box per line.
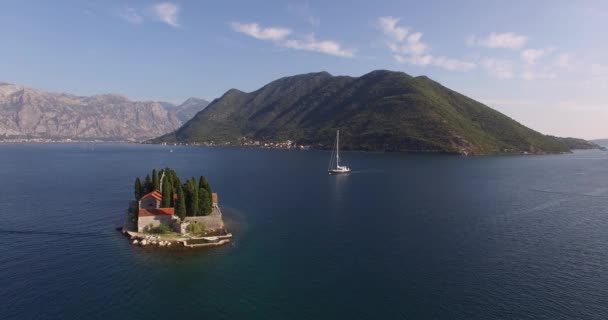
<box><xmin>1</xmin><ymin>143</ymin><xmax>608</xmax><ymax>319</ymax></box>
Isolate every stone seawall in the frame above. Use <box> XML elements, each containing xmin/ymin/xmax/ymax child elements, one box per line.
<box><xmin>183</xmin><ymin>207</ymin><xmax>224</xmax><ymax>231</ymax></box>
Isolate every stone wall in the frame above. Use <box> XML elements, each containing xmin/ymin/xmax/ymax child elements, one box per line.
<box><xmin>137</xmin><ymin>215</ymin><xmax>172</xmax><ymax>232</ymax></box>
<box><xmin>183</xmin><ymin>207</ymin><xmax>225</xmax><ymax>231</ymax></box>
<box><xmin>140</xmin><ymin>197</ymin><xmax>159</xmax><ymax>209</ymax></box>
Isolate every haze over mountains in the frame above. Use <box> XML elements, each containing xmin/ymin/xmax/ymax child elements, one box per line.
<box><xmin>0</xmin><ymin>82</ymin><xmax>208</xmax><ymax>141</ymax></box>
<box><xmin>156</xmin><ymin>70</ymin><xmax>597</xmax><ymax>154</ymax></box>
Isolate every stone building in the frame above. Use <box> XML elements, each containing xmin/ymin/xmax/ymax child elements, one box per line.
<box><xmin>137</xmin><ymin>190</ymin><xmax>175</xmax><ymax>232</ymax></box>
<box><xmin>136</xmin><ymin>190</ymin><xmax>221</xmax><ymax>233</ymax></box>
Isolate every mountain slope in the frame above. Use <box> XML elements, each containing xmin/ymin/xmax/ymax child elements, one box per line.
<box><xmin>0</xmin><ymin>83</ymin><xmax>206</xmax><ymax>141</ymax></box>
<box><xmin>167</xmin><ymin>97</ymin><xmax>209</xmax><ymax>123</ymax></box>
<box><xmin>156</xmin><ymin>70</ymin><xmax>573</xmax><ymax>154</ymax></box>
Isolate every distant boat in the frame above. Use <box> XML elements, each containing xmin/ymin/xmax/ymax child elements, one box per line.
<box><xmin>328</xmin><ymin>130</ymin><xmax>351</xmax><ymax>174</ymax></box>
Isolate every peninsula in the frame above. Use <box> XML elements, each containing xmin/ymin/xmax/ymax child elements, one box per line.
<box><xmin>122</xmin><ymin>168</ymin><xmax>231</xmax><ymax>248</ymax></box>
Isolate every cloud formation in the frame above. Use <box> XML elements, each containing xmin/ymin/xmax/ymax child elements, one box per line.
<box><xmin>521</xmin><ymin>48</ymin><xmax>554</xmax><ymax>65</ymax></box>
<box><xmin>151</xmin><ymin>2</ymin><xmax>180</xmax><ymax>28</ymax></box>
<box><xmin>379</xmin><ymin>17</ymin><xmax>475</xmax><ymax>71</ymax></box>
<box><xmin>468</xmin><ymin>32</ymin><xmax>528</xmax><ymax>49</ymax></box>
<box><xmin>231</xmin><ymin>21</ymin><xmax>354</xmax><ymax>58</ymax></box>
<box><xmin>284</xmin><ymin>35</ymin><xmax>354</xmax><ymax>57</ymax></box>
<box><xmin>116</xmin><ymin>2</ymin><xmax>180</xmax><ymax>28</ymax></box>
<box><xmin>231</xmin><ymin>22</ymin><xmax>292</xmax><ymax>41</ymax></box>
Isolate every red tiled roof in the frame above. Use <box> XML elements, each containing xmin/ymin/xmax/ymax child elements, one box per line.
<box><xmin>138</xmin><ymin>208</ymin><xmax>174</xmax><ymax>217</ymax></box>
<box><xmin>141</xmin><ymin>190</ymin><xmax>162</xmax><ymax>201</ymax></box>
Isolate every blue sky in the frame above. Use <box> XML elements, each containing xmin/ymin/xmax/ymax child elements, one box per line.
<box><xmin>1</xmin><ymin>0</ymin><xmax>608</xmax><ymax>138</ymax></box>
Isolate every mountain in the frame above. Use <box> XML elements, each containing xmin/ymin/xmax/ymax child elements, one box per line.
<box><xmin>155</xmin><ymin>70</ymin><xmax>581</xmax><ymax>154</ymax></box>
<box><xmin>165</xmin><ymin>97</ymin><xmax>210</xmax><ymax>123</ymax></box>
<box><xmin>550</xmin><ymin>137</ymin><xmax>605</xmax><ymax>150</ymax></box>
<box><xmin>591</xmin><ymin>139</ymin><xmax>608</xmax><ymax>148</ymax></box>
<box><xmin>0</xmin><ymin>82</ymin><xmax>205</xmax><ymax>141</ymax></box>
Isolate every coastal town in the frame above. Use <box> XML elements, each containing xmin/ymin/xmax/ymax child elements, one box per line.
<box><xmin>157</xmin><ymin>138</ymin><xmax>312</xmax><ymax>150</ymax></box>
<box><xmin>121</xmin><ymin>168</ymin><xmax>232</xmax><ymax>248</ymax></box>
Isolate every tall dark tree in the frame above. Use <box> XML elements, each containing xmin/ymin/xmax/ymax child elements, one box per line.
<box><xmin>144</xmin><ymin>174</ymin><xmax>152</xmax><ymax>193</ymax></box>
<box><xmin>161</xmin><ymin>177</ymin><xmax>172</xmax><ymax>208</ymax></box>
<box><xmin>199</xmin><ymin>176</ymin><xmax>212</xmax><ymax>193</ymax></box>
<box><xmin>153</xmin><ymin>169</ymin><xmax>160</xmax><ymax>191</ymax></box>
<box><xmin>186</xmin><ymin>178</ymin><xmax>200</xmax><ymax>216</ymax></box>
<box><xmin>134</xmin><ymin>177</ymin><xmax>143</xmax><ymax>200</ymax></box>
<box><xmin>198</xmin><ymin>188</ymin><xmax>212</xmax><ymax>215</ymax></box>
<box><xmin>175</xmin><ymin>185</ymin><xmax>186</xmax><ymax>220</ymax></box>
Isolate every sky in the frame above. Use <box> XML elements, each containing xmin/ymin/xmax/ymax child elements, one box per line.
<box><xmin>1</xmin><ymin>0</ymin><xmax>608</xmax><ymax>139</ymax></box>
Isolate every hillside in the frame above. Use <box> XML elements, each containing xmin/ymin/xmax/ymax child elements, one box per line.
<box><xmin>165</xmin><ymin>97</ymin><xmax>210</xmax><ymax>123</ymax></box>
<box><xmin>0</xmin><ymin>82</ymin><xmax>207</xmax><ymax>141</ymax></box>
<box><xmin>549</xmin><ymin>137</ymin><xmax>605</xmax><ymax>150</ymax></box>
<box><xmin>155</xmin><ymin>70</ymin><xmax>575</xmax><ymax>154</ymax></box>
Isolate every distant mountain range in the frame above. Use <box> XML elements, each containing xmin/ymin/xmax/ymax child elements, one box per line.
<box><xmin>154</xmin><ymin>70</ymin><xmax>598</xmax><ymax>154</ymax></box>
<box><xmin>0</xmin><ymin>82</ymin><xmax>208</xmax><ymax>141</ymax></box>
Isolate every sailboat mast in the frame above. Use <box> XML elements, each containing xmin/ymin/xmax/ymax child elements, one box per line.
<box><xmin>336</xmin><ymin>130</ymin><xmax>340</xmax><ymax>167</ymax></box>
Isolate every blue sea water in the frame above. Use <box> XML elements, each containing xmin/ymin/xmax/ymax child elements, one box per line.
<box><xmin>1</xmin><ymin>143</ymin><xmax>608</xmax><ymax>319</ymax></box>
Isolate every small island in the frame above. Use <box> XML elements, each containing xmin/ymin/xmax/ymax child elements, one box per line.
<box><xmin>122</xmin><ymin>168</ymin><xmax>231</xmax><ymax>248</ymax></box>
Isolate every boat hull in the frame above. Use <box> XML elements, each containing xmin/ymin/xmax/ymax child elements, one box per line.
<box><xmin>328</xmin><ymin>169</ymin><xmax>351</xmax><ymax>175</ymax></box>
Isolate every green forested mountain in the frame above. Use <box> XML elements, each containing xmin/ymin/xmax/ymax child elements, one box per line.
<box><xmin>155</xmin><ymin>70</ymin><xmax>587</xmax><ymax>154</ymax></box>
<box><xmin>551</xmin><ymin>137</ymin><xmax>604</xmax><ymax>150</ymax></box>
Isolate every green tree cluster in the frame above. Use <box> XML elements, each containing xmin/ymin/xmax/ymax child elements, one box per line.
<box><xmin>133</xmin><ymin>168</ymin><xmax>214</xmax><ymax>216</ymax></box>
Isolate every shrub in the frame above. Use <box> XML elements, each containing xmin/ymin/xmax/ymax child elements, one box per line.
<box><xmin>145</xmin><ymin>223</ymin><xmax>171</xmax><ymax>234</ymax></box>
<box><xmin>186</xmin><ymin>221</ymin><xmax>206</xmax><ymax>235</ymax></box>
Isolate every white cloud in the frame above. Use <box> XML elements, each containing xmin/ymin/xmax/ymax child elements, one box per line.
<box><xmin>469</xmin><ymin>32</ymin><xmax>528</xmax><ymax>49</ymax></box>
<box><xmin>521</xmin><ymin>48</ymin><xmax>554</xmax><ymax>65</ymax></box>
<box><xmin>394</xmin><ymin>54</ymin><xmax>475</xmax><ymax>71</ymax></box>
<box><xmin>231</xmin><ymin>21</ymin><xmax>354</xmax><ymax>58</ymax></box>
<box><xmin>481</xmin><ymin>58</ymin><xmax>514</xmax><ymax>79</ymax></box>
<box><xmin>231</xmin><ymin>22</ymin><xmax>292</xmax><ymax>41</ymax></box>
<box><xmin>283</xmin><ymin>35</ymin><xmax>355</xmax><ymax>58</ymax></box>
<box><xmin>151</xmin><ymin>2</ymin><xmax>180</xmax><ymax>28</ymax></box>
<box><xmin>379</xmin><ymin>17</ymin><xmax>475</xmax><ymax>71</ymax></box>
<box><xmin>378</xmin><ymin>16</ymin><xmax>408</xmax><ymax>42</ymax></box>
<box><xmin>117</xmin><ymin>6</ymin><xmax>143</xmax><ymax>24</ymax></box>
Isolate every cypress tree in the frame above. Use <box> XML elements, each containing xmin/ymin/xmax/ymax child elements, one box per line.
<box><xmin>161</xmin><ymin>177</ymin><xmax>171</xmax><ymax>208</ymax></box>
<box><xmin>199</xmin><ymin>176</ymin><xmax>212</xmax><ymax>193</ymax></box>
<box><xmin>199</xmin><ymin>188</ymin><xmax>212</xmax><ymax>215</ymax></box>
<box><xmin>134</xmin><ymin>177</ymin><xmax>143</xmax><ymax>200</ymax></box>
<box><xmin>184</xmin><ymin>180</ymin><xmax>198</xmax><ymax>216</ymax></box>
<box><xmin>153</xmin><ymin>169</ymin><xmax>160</xmax><ymax>191</ymax></box>
<box><xmin>175</xmin><ymin>185</ymin><xmax>186</xmax><ymax>220</ymax></box>
<box><xmin>144</xmin><ymin>174</ymin><xmax>152</xmax><ymax>193</ymax></box>
<box><xmin>190</xmin><ymin>179</ymin><xmax>199</xmax><ymax>216</ymax></box>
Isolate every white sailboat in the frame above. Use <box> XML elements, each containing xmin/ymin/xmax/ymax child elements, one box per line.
<box><xmin>328</xmin><ymin>130</ymin><xmax>351</xmax><ymax>174</ymax></box>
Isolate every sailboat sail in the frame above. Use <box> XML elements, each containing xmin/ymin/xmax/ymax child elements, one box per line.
<box><xmin>328</xmin><ymin>130</ymin><xmax>351</xmax><ymax>174</ymax></box>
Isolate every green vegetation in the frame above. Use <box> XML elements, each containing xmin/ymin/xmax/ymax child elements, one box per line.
<box><xmin>186</xmin><ymin>221</ymin><xmax>206</xmax><ymax>236</ymax></box>
<box><xmin>199</xmin><ymin>188</ymin><xmax>212</xmax><ymax>215</ymax></box>
<box><xmin>153</xmin><ymin>70</ymin><xmax>592</xmax><ymax>155</ymax></box>
<box><xmin>133</xmin><ymin>167</ymin><xmax>215</xmax><ymax>217</ymax></box>
<box><xmin>161</xmin><ymin>177</ymin><xmax>172</xmax><ymax>208</ymax></box>
<box><xmin>134</xmin><ymin>177</ymin><xmax>143</xmax><ymax>200</ymax></box>
<box><xmin>153</xmin><ymin>169</ymin><xmax>159</xmax><ymax>191</ymax></box>
<box><xmin>548</xmin><ymin>136</ymin><xmax>605</xmax><ymax>151</ymax></box>
<box><xmin>175</xmin><ymin>184</ymin><xmax>187</xmax><ymax>220</ymax></box>
<box><xmin>145</xmin><ymin>223</ymin><xmax>171</xmax><ymax>234</ymax></box>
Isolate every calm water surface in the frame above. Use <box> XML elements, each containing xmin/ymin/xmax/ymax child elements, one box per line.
<box><xmin>1</xmin><ymin>144</ymin><xmax>608</xmax><ymax>319</ymax></box>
